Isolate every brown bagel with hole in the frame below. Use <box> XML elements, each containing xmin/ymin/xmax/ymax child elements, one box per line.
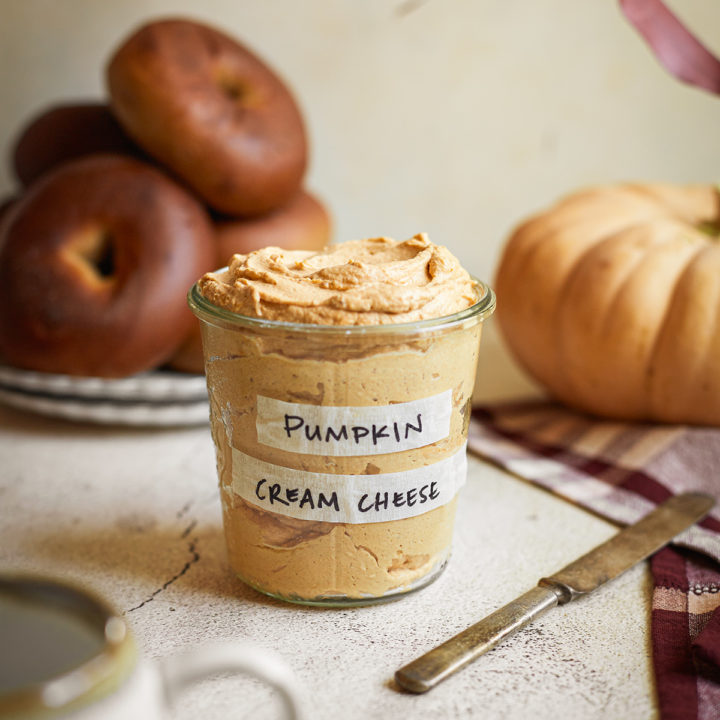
<box><xmin>168</xmin><ymin>189</ymin><xmax>331</xmax><ymax>373</ymax></box>
<box><xmin>12</xmin><ymin>102</ymin><xmax>140</xmax><ymax>186</ymax></box>
<box><xmin>0</xmin><ymin>154</ymin><xmax>214</xmax><ymax>377</ymax></box>
<box><xmin>107</xmin><ymin>18</ymin><xmax>308</xmax><ymax>217</ymax></box>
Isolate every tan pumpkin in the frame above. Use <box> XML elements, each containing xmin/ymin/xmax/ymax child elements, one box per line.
<box><xmin>494</xmin><ymin>183</ymin><xmax>720</xmax><ymax>425</ymax></box>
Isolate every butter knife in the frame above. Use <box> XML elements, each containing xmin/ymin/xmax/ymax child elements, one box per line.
<box><xmin>395</xmin><ymin>492</ymin><xmax>714</xmax><ymax>693</ymax></box>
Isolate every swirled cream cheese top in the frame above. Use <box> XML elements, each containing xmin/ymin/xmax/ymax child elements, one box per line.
<box><xmin>198</xmin><ymin>234</ymin><xmax>477</xmax><ymax>325</ymax></box>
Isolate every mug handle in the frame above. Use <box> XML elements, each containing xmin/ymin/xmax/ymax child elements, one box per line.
<box><xmin>157</xmin><ymin>642</ymin><xmax>302</xmax><ymax>720</ymax></box>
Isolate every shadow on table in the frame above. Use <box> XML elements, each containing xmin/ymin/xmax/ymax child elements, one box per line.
<box><xmin>20</xmin><ymin>514</ymin><xmax>286</xmax><ymax>611</ymax></box>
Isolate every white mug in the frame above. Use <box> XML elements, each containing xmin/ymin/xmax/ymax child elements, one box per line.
<box><xmin>0</xmin><ymin>575</ymin><xmax>302</xmax><ymax>719</ymax></box>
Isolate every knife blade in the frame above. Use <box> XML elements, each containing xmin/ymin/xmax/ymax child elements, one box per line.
<box><xmin>395</xmin><ymin>492</ymin><xmax>714</xmax><ymax>694</ymax></box>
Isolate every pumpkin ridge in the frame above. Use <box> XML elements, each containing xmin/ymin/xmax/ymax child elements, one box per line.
<box><xmin>625</xmin><ymin>230</ymin><xmax>705</xmax><ymax>417</ymax></box>
<box><xmin>629</xmin><ymin>183</ymin><xmax>720</xmax><ymax>223</ymax></box>
<box><xmin>647</xmin><ymin>244</ymin><xmax>720</xmax><ymax>422</ymax></box>
<box><xmin>554</xmin><ymin>224</ymin><xmax>676</xmax><ymax>417</ymax></box>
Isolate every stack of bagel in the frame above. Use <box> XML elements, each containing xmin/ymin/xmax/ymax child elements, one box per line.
<box><xmin>0</xmin><ymin>18</ymin><xmax>331</xmax><ymax>377</ymax></box>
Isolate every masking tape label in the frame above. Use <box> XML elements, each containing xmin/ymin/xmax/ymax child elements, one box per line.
<box><xmin>230</xmin><ymin>444</ymin><xmax>467</xmax><ymax>524</ymax></box>
<box><xmin>255</xmin><ymin>390</ymin><xmax>453</xmax><ymax>456</ymax></box>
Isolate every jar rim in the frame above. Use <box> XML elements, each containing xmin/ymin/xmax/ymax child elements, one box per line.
<box><xmin>187</xmin><ymin>274</ymin><xmax>496</xmax><ymax>335</ymax></box>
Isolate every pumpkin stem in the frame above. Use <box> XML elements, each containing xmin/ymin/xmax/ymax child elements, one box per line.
<box><xmin>697</xmin><ymin>220</ymin><xmax>720</xmax><ymax>239</ymax></box>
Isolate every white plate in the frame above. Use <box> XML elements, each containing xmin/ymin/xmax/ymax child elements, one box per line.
<box><xmin>0</xmin><ymin>385</ymin><xmax>209</xmax><ymax>426</ymax></box>
<box><xmin>0</xmin><ymin>365</ymin><xmax>208</xmax><ymax>402</ymax></box>
<box><xmin>0</xmin><ymin>365</ymin><xmax>209</xmax><ymax>426</ymax></box>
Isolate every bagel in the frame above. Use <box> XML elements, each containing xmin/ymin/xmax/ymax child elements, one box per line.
<box><xmin>107</xmin><ymin>18</ymin><xmax>307</xmax><ymax>216</ymax></box>
<box><xmin>0</xmin><ymin>196</ymin><xmax>16</xmax><ymax>226</ymax></box>
<box><xmin>0</xmin><ymin>155</ymin><xmax>214</xmax><ymax>377</ymax></box>
<box><xmin>214</xmin><ymin>189</ymin><xmax>330</xmax><ymax>262</ymax></box>
<box><xmin>168</xmin><ymin>189</ymin><xmax>331</xmax><ymax>374</ymax></box>
<box><xmin>0</xmin><ymin>196</ymin><xmax>17</xmax><ymax>258</ymax></box>
<box><xmin>12</xmin><ymin>102</ymin><xmax>139</xmax><ymax>186</ymax></box>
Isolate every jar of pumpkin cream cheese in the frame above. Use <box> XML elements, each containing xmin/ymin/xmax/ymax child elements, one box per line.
<box><xmin>189</xmin><ymin>234</ymin><xmax>495</xmax><ymax>606</ymax></box>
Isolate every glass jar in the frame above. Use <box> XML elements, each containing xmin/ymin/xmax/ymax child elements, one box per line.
<box><xmin>189</xmin><ymin>279</ymin><xmax>495</xmax><ymax>606</ymax></box>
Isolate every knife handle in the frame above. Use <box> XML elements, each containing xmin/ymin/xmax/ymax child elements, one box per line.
<box><xmin>395</xmin><ymin>585</ymin><xmax>560</xmax><ymax>693</ymax></box>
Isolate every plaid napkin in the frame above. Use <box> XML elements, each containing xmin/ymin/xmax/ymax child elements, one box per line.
<box><xmin>469</xmin><ymin>401</ymin><xmax>720</xmax><ymax>720</ymax></box>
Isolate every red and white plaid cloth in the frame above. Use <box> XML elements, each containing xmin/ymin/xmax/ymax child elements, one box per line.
<box><xmin>469</xmin><ymin>401</ymin><xmax>720</xmax><ymax>720</ymax></box>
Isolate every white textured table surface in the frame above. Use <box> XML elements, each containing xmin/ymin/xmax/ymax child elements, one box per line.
<box><xmin>0</xmin><ymin>403</ymin><xmax>656</xmax><ymax>719</ymax></box>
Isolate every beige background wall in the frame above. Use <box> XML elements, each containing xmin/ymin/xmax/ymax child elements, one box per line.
<box><xmin>1</xmin><ymin>0</ymin><xmax>719</xmax><ymax>399</ymax></box>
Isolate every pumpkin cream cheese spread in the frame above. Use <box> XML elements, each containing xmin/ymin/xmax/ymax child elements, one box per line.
<box><xmin>197</xmin><ymin>234</ymin><xmax>482</xmax><ymax>602</ymax></box>
<box><xmin>199</xmin><ymin>233</ymin><xmax>477</xmax><ymax>324</ymax></box>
